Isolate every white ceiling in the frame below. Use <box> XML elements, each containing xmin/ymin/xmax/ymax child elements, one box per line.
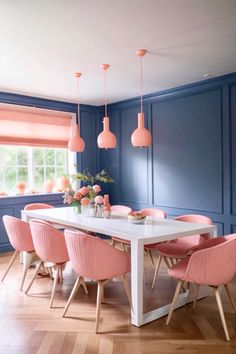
<box><xmin>1</xmin><ymin>0</ymin><xmax>236</xmax><ymax>106</ymax></box>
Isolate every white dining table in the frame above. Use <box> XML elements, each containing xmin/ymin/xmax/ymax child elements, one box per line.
<box><xmin>21</xmin><ymin>206</ymin><xmax>217</xmax><ymax>327</ymax></box>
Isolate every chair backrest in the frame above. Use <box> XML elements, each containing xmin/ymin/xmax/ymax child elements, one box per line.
<box><xmin>29</xmin><ymin>220</ymin><xmax>68</xmax><ymax>263</ymax></box>
<box><xmin>24</xmin><ymin>203</ymin><xmax>54</xmax><ymax>210</ymax></box>
<box><xmin>111</xmin><ymin>205</ymin><xmax>132</xmax><ymax>214</ymax></box>
<box><xmin>3</xmin><ymin>215</ymin><xmax>34</xmax><ymax>252</ymax></box>
<box><xmin>184</xmin><ymin>235</ymin><xmax>236</xmax><ymax>286</ymax></box>
<box><xmin>174</xmin><ymin>214</ymin><xmax>212</xmax><ymax>245</ymax></box>
<box><xmin>64</xmin><ymin>229</ymin><xmax>130</xmax><ymax>281</ymax></box>
<box><xmin>139</xmin><ymin>208</ymin><xmax>166</xmax><ymax>218</ymax></box>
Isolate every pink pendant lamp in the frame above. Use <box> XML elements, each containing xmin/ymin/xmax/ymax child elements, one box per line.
<box><xmin>97</xmin><ymin>64</ymin><xmax>117</xmax><ymax>149</ymax></box>
<box><xmin>131</xmin><ymin>49</ymin><xmax>152</xmax><ymax>148</ymax></box>
<box><xmin>68</xmin><ymin>72</ymin><xmax>85</xmax><ymax>152</ymax></box>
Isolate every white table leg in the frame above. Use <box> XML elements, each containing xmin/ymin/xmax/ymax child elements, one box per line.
<box><xmin>131</xmin><ymin>239</ymin><xmax>144</xmax><ymax>326</ymax></box>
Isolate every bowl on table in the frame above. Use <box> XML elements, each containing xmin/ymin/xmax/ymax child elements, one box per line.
<box><xmin>128</xmin><ymin>212</ymin><xmax>146</xmax><ymax>224</ymax></box>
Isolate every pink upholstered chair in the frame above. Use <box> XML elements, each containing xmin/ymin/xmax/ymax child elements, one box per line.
<box><xmin>25</xmin><ymin>220</ymin><xmax>75</xmax><ymax>308</ymax></box>
<box><xmin>1</xmin><ymin>215</ymin><xmax>35</xmax><ymax>291</ymax></box>
<box><xmin>24</xmin><ymin>203</ymin><xmax>54</xmax><ymax>210</ymax></box>
<box><xmin>63</xmin><ymin>229</ymin><xmax>131</xmax><ymax>333</ymax></box>
<box><xmin>110</xmin><ymin>205</ymin><xmax>132</xmax><ymax>250</ymax></box>
<box><xmin>166</xmin><ymin>235</ymin><xmax>236</xmax><ymax>341</ymax></box>
<box><xmin>151</xmin><ymin>214</ymin><xmax>212</xmax><ymax>289</ymax></box>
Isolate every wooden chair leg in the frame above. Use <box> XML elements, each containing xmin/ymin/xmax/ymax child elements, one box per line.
<box><xmin>122</xmin><ymin>274</ymin><xmax>131</xmax><ymax>306</ymax></box>
<box><xmin>81</xmin><ymin>278</ymin><xmax>88</xmax><ymax>295</ymax></box>
<box><xmin>151</xmin><ymin>255</ymin><xmax>162</xmax><ymax>290</ymax></box>
<box><xmin>193</xmin><ymin>284</ymin><xmax>200</xmax><ymax>309</ymax></box>
<box><xmin>95</xmin><ymin>280</ymin><xmax>104</xmax><ymax>333</ymax></box>
<box><xmin>25</xmin><ymin>261</ymin><xmax>43</xmax><ymax>294</ymax></box>
<box><xmin>110</xmin><ymin>240</ymin><xmax>115</xmax><ymax>247</ymax></box>
<box><xmin>224</xmin><ymin>284</ymin><xmax>236</xmax><ymax>313</ymax></box>
<box><xmin>166</xmin><ymin>280</ymin><xmax>183</xmax><ymax>325</ymax></box>
<box><xmin>49</xmin><ymin>266</ymin><xmax>59</xmax><ymax>308</ymax></box>
<box><xmin>163</xmin><ymin>256</ymin><xmax>171</xmax><ymax>268</ymax></box>
<box><xmin>146</xmin><ymin>249</ymin><xmax>155</xmax><ymax>267</ymax></box>
<box><xmin>1</xmin><ymin>249</ymin><xmax>20</xmax><ymax>282</ymax></box>
<box><xmin>20</xmin><ymin>252</ymin><xmax>35</xmax><ymax>291</ymax></box>
<box><xmin>63</xmin><ymin>276</ymin><xmax>85</xmax><ymax>317</ymax></box>
<box><xmin>214</xmin><ymin>286</ymin><xmax>230</xmax><ymax>341</ymax></box>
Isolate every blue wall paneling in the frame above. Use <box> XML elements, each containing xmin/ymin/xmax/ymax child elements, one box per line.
<box><xmin>99</xmin><ymin>72</ymin><xmax>236</xmax><ymax>237</ymax></box>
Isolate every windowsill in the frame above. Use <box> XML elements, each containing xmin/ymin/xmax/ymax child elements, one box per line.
<box><xmin>0</xmin><ymin>192</ymin><xmax>64</xmax><ymax>199</ymax></box>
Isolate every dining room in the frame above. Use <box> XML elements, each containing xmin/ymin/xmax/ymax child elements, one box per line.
<box><xmin>1</xmin><ymin>1</ymin><xmax>236</xmax><ymax>353</ymax></box>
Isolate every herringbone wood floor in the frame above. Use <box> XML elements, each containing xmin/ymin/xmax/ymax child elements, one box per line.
<box><xmin>1</xmin><ymin>250</ymin><xmax>236</xmax><ymax>354</ymax></box>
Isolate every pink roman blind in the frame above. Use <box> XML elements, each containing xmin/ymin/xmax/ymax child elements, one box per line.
<box><xmin>0</xmin><ymin>104</ymin><xmax>72</xmax><ymax>148</ymax></box>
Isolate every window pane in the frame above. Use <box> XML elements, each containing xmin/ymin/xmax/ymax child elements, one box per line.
<box><xmin>45</xmin><ymin>150</ymin><xmax>55</xmax><ymax>165</ymax></box>
<box><xmin>56</xmin><ymin>150</ymin><xmax>66</xmax><ymax>166</ymax></box>
<box><xmin>34</xmin><ymin>167</ymin><xmax>44</xmax><ymax>188</ymax></box>
<box><xmin>0</xmin><ymin>145</ymin><xmax>68</xmax><ymax>195</ymax></box>
<box><xmin>33</xmin><ymin>149</ymin><xmax>44</xmax><ymax>165</ymax></box>
<box><xmin>56</xmin><ymin>167</ymin><xmax>66</xmax><ymax>178</ymax></box>
<box><xmin>4</xmin><ymin>167</ymin><xmax>17</xmax><ymax>191</ymax></box>
<box><xmin>4</xmin><ymin>149</ymin><xmax>16</xmax><ymax>165</ymax></box>
<box><xmin>18</xmin><ymin>167</ymin><xmax>28</xmax><ymax>184</ymax></box>
<box><xmin>46</xmin><ymin>167</ymin><xmax>55</xmax><ymax>180</ymax></box>
<box><xmin>17</xmin><ymin>149</ymin><xmax>28</xmax><ymax>165</ymax></box>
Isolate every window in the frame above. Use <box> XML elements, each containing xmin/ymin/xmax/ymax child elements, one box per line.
<box><xmin>0</xmin><ymin>145</ymin><xmax>69</xmax><ymax>195</ymax></box>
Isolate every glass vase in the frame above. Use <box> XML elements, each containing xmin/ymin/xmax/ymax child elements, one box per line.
<box><xmin>73</xmin><ymin>204</ymin><xmax>81</xmax><ymax>214</ymax></box>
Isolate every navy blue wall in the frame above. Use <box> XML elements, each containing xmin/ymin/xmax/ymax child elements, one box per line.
<box><xmin>99</xmin><ymin>72</ymin><xmax>236</xmax><ymax>237</ymax></box>
<box><xmin>0</xmin><ymin>92</ymin><xmax>99</xmax><ymax>252</ymax></box>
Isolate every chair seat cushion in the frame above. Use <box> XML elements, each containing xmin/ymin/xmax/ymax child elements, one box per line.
<box><xmin>168</xmin><ymin>258</ymin><xmax>190</xmax><ymax>279</ymax></box>
<box><xmin>155</xmin><ymin>241</ymin><xmax>196</xmax><ymax>258</ymax></box>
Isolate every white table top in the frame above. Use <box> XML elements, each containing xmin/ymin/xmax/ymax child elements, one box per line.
<box><xmin>21</xmin><ymin>206</ymin><xmax>216</xmax><ymax>245</ymax></box>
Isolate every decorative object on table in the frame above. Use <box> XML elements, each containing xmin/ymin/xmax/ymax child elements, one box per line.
<box><xmin>16</xmin><ymin>181</ymin><xmax>26</xmax><ymax>195</ymax></box>
<box><xmin>97</xmin><ymin>64</ymin><xmax>117</xmax><ymax>149</ymax></box>
<box><xmin>103</xmin><ymin>194</ymin><xmax>111</xmax><ymax>218</ymax></box>
<box><xmin>56</xmin><ymin>176</ymin><xmax>70</xmax><ymax>192</ymax></box>
<box><xmin>63</xmin><ymin>168</ymin><xmax>113</xmax><ymax>216</ymax></box>
<box><xmin>43</xmin><ymin>180</ymin><xmax>54</xmax><ymax>193</ymax></box>
<box><xmin>95</xmin><ymin>195</ymin><xmax>104</xmax><ymax>217</ymax></box>
<box><xmin>131</xmin><ymin>49</ymin><xmax>152</xmax><ymax>148</ymax></box>
<box><xmin>68</xmin><ymin>72</ymin><xmax>85</xmax><ymax>152</ymax></box>
<box><xmin>128</xmin><ymin>211</ymin><xmax>146</xmax><ymax>224</ymax></box>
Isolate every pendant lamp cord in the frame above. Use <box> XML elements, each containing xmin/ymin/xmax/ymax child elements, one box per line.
<box><xmin>104</xmin><ymin>69</ymin><xmax>107</xmax><ymax>117</ymax></box>
<box><xmin>76</xmin><ymin>77</ymin><xmax>80</xmax><ymax>133</ymax></box>
<box><xmin>140</xmin><ymin>56</ymin><xmax>143</xmax><ymax>114</ymax></box>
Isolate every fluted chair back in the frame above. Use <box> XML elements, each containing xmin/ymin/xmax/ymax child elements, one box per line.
<box><xmin>24</xmin><ymin>203</ymin><xmax>54</xmax><ymax>210</ymax></box>
<box><xmin>3</xmin><ymin>215</ymin><xmax>34</xmax><ymax>252</ymax></box>
<box><xmin>111</xmin><ymin>205</ymin><xmax>132</xmax><ymax>214</ymax></box>
<box><xmin>64</xmin><ymin>229</ymin><xmax>130</xmax><ymax>280</ymax></box>
<box><xmin>29</xmin><ymin>220</ymin><xmax>68</xmax><ymax>263</ymax></box>
<box><xmin>140</xmin><ymin>208</ymin><xmax>166</xmax><ymax>218</ymax></box>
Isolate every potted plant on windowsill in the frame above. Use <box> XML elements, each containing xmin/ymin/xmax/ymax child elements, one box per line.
<box><xmin>16</xmin><ymin>181</ymin><xmax>26</xmax><ymax>195</ymax></box>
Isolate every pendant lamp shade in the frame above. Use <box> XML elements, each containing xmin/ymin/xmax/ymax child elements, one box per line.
<box><xmin>68</xmin><ymin>72</ymin><xmax>85</xmax><ymax>152</ymax></box>
<box><xmin>68</xmin><ymin>124</ymin><xmax>85</xmax><ymax>152</ymax></box>
<box><xmin>131</xmin><ymin>113</ymin><xmax>152</xmax><ymax>147</ymax></box>
<box><xmin>97</xmin><ymin>64</ymin><xmax>117</xmax><ymax>149</ymax></box>
<box><xmin>131</xmin><ymin>49</ymin><xmax>152</xmax><ymax>148</ymax></box>
<box><xmin>97</xmin><ymin>117</ymin><xmax>116</xmax><ymax>148</ymax></box>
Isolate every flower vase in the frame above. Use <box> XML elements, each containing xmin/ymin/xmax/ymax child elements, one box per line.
<box><xmin>96</xmin><ymin>204</ymin><xmax>104</xmax><ymax>218</ymax></box>
<box><xmin>74</xmin><ymin>205</ymin><xmax>81</xmax><ymax>214</ymax></box>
